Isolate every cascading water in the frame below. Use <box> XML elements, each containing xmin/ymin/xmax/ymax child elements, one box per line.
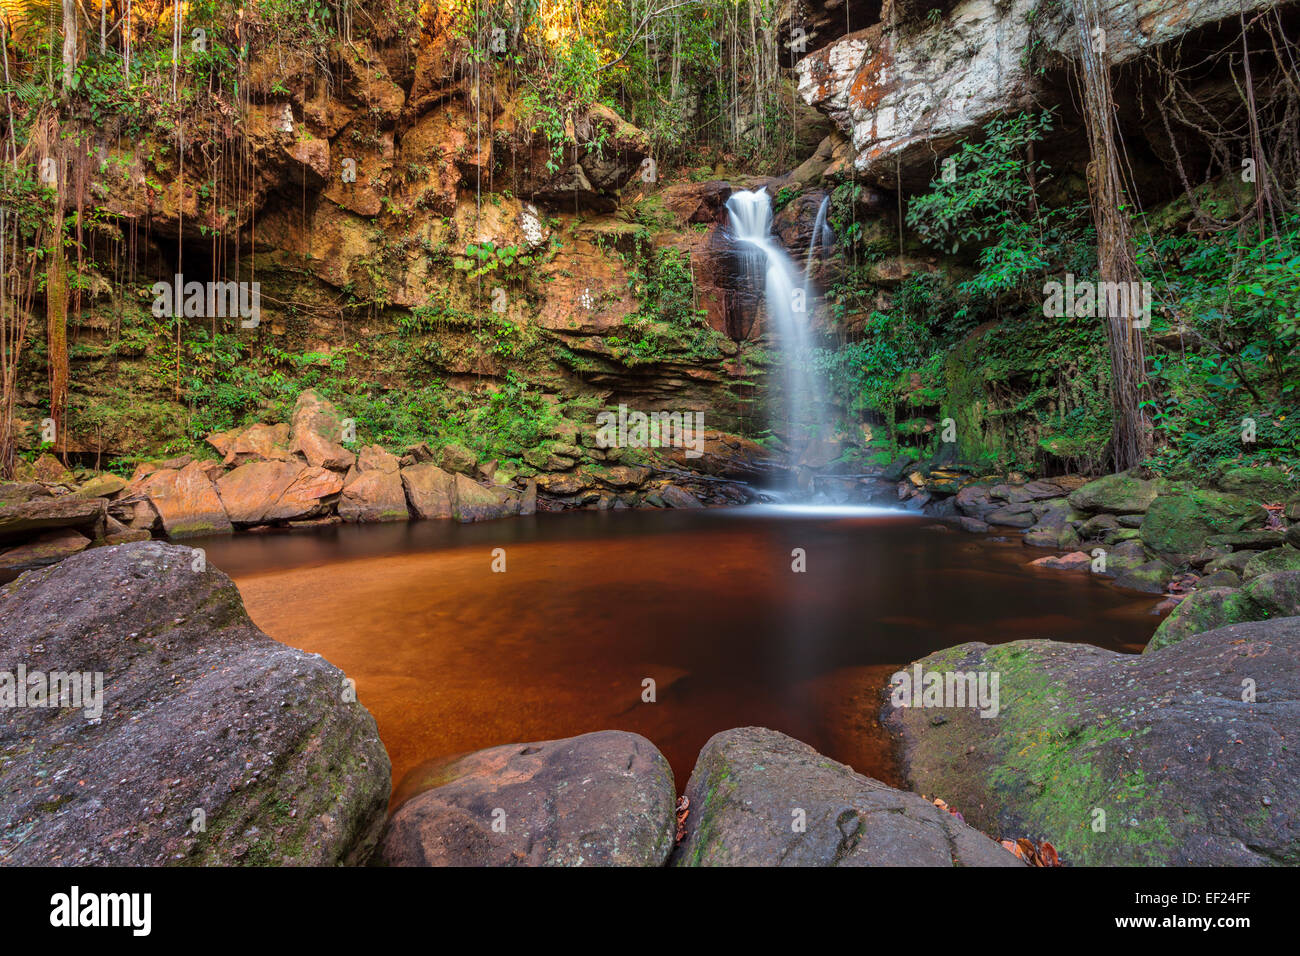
<box><xmin>725</xmin><ymin>188</ymin><xmax>832</xmax><ymax>492</ymax></box>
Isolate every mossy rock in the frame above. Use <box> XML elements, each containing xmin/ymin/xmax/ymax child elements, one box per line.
<box><xmin>1216</xmin><ymin>465</ymin><xmax>1295</xmax><ymax>502</ymax></box>
<box><xmin>886</xmin><ymin>625</ymin><xmax>1300</xmax><ymax>865</ymax></box>
<box><xmin>1146</xmin><ymin>570</ymin><xmax>1300</xmax><ymax>652</ymax></box>
<box><xmin>1067</xmin><ymin>472</ymin><xmax>1163</xmax><ymax>514</ymax></box>
<box><xmin>1242</xmin><ymin>546</ymin><xmax>1300</xmax><ymax>580</ymax></box>
<box><xmin>1139</xmin><ymin>490</ymin><xmax>1267</xmax><ymax>560</ymax></box>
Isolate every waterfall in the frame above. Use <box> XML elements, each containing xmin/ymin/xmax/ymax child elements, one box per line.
<box><xmin>725</xmin><ymin>188</ymin><xmax>831</xmax><ymax>490</ymax></box>
<box><xmin>803</xmin><ymin>194</ymin><xmax>832</xmax><ymax>288</ymax></box>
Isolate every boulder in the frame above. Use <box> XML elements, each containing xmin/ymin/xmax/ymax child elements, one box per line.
<box><xmin>288</xmin><ymin>389</ymin><xmax>355</xmax><ymax>471</ymax></box>
<box><xmin>222</xmin><ymin>422</ymin><xmax>295</xmax><ymax>466</ymax></box>
<box><xmin>1147</xmin><ymin>571</ymin><xmax>1300</xmax><ymax>652</ymax></box>
<box><xmin>660</xmin><ymin>485</ymin><xmax>703</xmax><ymax>509</ymax></box>
<box><xmin>0</xmin><ymin>541</ymin><xmax>390</xmax><ymax>865</ymax></box>
<box><xmin>338</xmin><ymin>469</ymin><xmax>410</xmax><ymax>523</ymax></box>
<box><xmin>0</xmin><ymin>495</ymin><xmax>106</xmax><ymax>539</ymax></box>
<box><xmin>673</xmin><ymin>727</ymin><xmax>1020</xmax><ymax>867</ymax></box>
<box><xmin>0</xmin><ymin>482</ymin><xmax>53</xmax><ymax>506</ymax></box>
<box><xmin>138</xmin><ymin>462</ymin><xmax>233</xmax><ymax>538</ymax></box>
<box><xmin>438</xmin><ymin>443</ymin><xmax>477</xmax><ymax>476</ymax></box>
<box><xmin>0</xmin><ymin>528</ymin><xmax>91</xmax><ymax>572</ymax></box>
<box><xmin>73</xmin><ymin>474</ymin><xmax>128</xmax><ymax>499</ymax></box>
<box><xmin>1242</xmin><ymin>546</ymin><xmax>1300</xmax><ymax>581</ymax></box>
<box><xmin>451</xmin><ymin>473</ymin><xmax>518</xmax><ymax>523</ymax></box>
<box><xmin>886</xmin><ymin>623</ymin><xmax>1300</xmax><ymax>865</ymax></box>
<box><xmin>401</xmin><ymin>463</ymin><xmax>456</xmax><ymax>519</ymax></box>
<box><xmin>216</xmin><ymin>461</ymin><xmax>343</xmax><ymax>525</ymax></box>
<box><xmin>1140</xmin><ymin>490</ymin><xmax>1267</xmax><ymax>562</ymax></box>
<box><xmin>1068</xmin><ymin>472</ymin><xmax>1163</xmax><ymax>515</ymax></box>
<box><xmin>1216</xmin><ymin>465</ymin><xmax>1295</xmax><ymax>502</ymax></box>
<box><xmin>356</xmin><ymin>444</ymin><xmax>401</xmax><ymax>475</ymax></box>
<box><xmin>519</xmin><ymin>477</ymin><xmax>538</xmax><ymax>516</ymax></box>
<box><xmin>31</xmin><ymin>453</ymin><xmax>75</xmax><ymax>484</ymax></box>
<box><xmin>380</xmin><ymin>731</ymin><xmax>675</xmax><ymax>867</ymax></box>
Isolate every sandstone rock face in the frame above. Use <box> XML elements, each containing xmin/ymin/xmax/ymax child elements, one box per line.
<box><xmin>886</xmin><ymin>625</ymin><xmax>1300</xmax><ymax>865</ymax></box>
<box><xmin>216</xmin><ymin>461</ymin><xmax>344</xmax><ymax>525</ymax></box>
<box><xmin>138</xmin><ymin>462</ymin><xmax>233</xmax><ymax>537</ymax></box>
<box><xmin>338</xmin><ymin>469</ymin><xmax>409</xmax><ymax>523</ymax></box>
<box><xmin>380</xmin><ymin>731</ymin><xmax>676</xmax><ymax>867</ymax></box>
<box><xmin>674</xmin><ymin>727</ymin><xmax>1020</xmax><ymax>866</ymax></box>
<box><xmin>0</xmin><ymin>542</ymin><xmax>390</xmax><ymax>865</ymax></box>
<box><xmin>796</xmin><ymin>0</ymin><xmax>1280</xmax><ymax>185</ymax></box>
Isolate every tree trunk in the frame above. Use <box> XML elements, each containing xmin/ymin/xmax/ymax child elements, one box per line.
<box><xmin>61</xmin><ymin>0</ymin><xmax>78</xmax><ymax>90</ymax></box>
<box><xmin>1071</xmin><ymin>0</ymin><xmax>1153</xmax><ymax>471</ymax></box>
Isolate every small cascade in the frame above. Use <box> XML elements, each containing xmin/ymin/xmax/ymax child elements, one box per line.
<box><xmin>803</xmin><ymin>194</ymin><xmax>833</xmax><ymax>288</ymax></box>
<box><xmin>725</xmin><ymin>187</ymin><xmax>832</xmax><ymax>492</ymax></box>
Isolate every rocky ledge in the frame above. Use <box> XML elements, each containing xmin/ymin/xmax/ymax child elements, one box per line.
<box><xmin>0</xmin><ymin>541</ymin><xmax>390</xmax><ymax>865</ymax></box>
<box><xmin>2</xmin><ymin>388</ymin><xmax>766</xmax><ymax>574</ymax></box>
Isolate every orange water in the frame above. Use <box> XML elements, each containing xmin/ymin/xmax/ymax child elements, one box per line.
<box><xmin>194</xmin><ymin>507</ymin><xmax>1164</xmax><ymax>796</ymax></box>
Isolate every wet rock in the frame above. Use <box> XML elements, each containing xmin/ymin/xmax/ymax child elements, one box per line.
<box><xmin>216</xmin><ymin>461</ymin><xmax>343</xmax><ymax>525</ymax></box>
<box><xmin>886</xmin><ymin>621</ymin><xmax>1300</xmax><ymax>865</ymax></box>
<box><xmin>673</xmin><ymin>727</ymin><xmax>1020</xmax><ymax>867</ymax></box>
<box><xmin>401</xmin><ymin>463</ymin><xmax>456</xmax><ymax>519</ymax></box>
<box><xmin>338</xmin><ymin>469</ymin><xmax>409</xmax><ymax>523</ymax></box>
<box><xmin>1028</xmin><ymin>551</ymin><xmax>1091</xmax><ymax>571</ymax></box>
<box><xmin>0</xmin><ymin>528</ymin><xmax>91</xmax><ymax>572</ymax></box>
<box><xmin>957</xmin><ymin>516</ymin><xmax>990</xmax><ymax>533</ymax></box>
<box><xmin>137</xmin><ymin>462</ymin><xmax>233</xmax><ymax>538</ymax></box>
<box><xmin>451</xmin><ymin>473</ymin><xmax>518</xmax><ymax>523</ymax></box>
<box><xmin>380</xmin><ymin>731</ymin><xmax>675</xmax><ymax>867</ymax></box>
<box><xmin>519</xmin><ymin>478</ymin><xmax>538</xmax><ymax>516</ymax></box>
<box><xmin>0</xmin><ymin>482</ymin><xmax>53</xmax><ymax>506</ymax></box>
<box><xmin>660</xmin><ymin>485</ymin><xmax>703</xmax><ymax>509</ymax></box>
<box><xmin>0</xmin><ymin>541</ymin><xmax>390</xmax><ymax>865</ymax></box>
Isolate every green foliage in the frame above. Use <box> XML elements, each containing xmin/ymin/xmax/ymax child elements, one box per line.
<box><xmin>607</xmin><ymin>245</ymin><xmax>724</xmax><ymax>365</ymax></box>
<box><xmin>907</xmin><ymin>109</ymin><xmax>1057</xmax><ymax>254</ymax></box>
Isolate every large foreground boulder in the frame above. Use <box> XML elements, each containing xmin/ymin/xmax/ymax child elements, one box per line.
<box><xmin>380</xmin><ymin>731</ymin><xmax>675</xmax><ymax>866</ymax></box>
<box><xmin>673</xmin><ymin>727</ymin><xmax>1020</xmax><ymax>867</ymax></box>
<box><xmin>885</xmin><ymin>623</ymin><xmax>1300</xmax><ymax>865</ymax></box>
<box><xmin>0</xmin><ymin>541</ymin><xmax>390</xmax><ymax>865</ymax></box>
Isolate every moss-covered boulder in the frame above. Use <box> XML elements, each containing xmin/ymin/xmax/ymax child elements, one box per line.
<box><xmin>0</xmin><ymin>541</ymin><xmax>390</xmax><ymax>865</ymax></box>
<box><xmin>885</xmin><ymin>624</ymin><xmax>1300</xmax><ymax>865</ymax></box>
<box><xmin>1147</xmin><ymin>571</ymin><xmax>1300</xmax><ymax>653</ymax></box>
<box><xmin>1243</xmin><ymin>546</ymin><xmax>1300</xmax><ymax>580</ymax></box>
<box><xmin>1068</xmin><ymin>472</ymin><xmax>1163</xmax><ymax>514</ymax></box>
<box><xmin>1140</xmin><ymin>490</ymin><xmax>1267</xmax><ymax>561</ymax></box>
<box><xmin>673</xmin><ymin>727</ymin><xmax>1020</xmax><ymax>867</ymax></box>
<box><xmin>1216</xmin><ymin>465</ymin><xmax>1295</xmax><ymax>502</ymax></box>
